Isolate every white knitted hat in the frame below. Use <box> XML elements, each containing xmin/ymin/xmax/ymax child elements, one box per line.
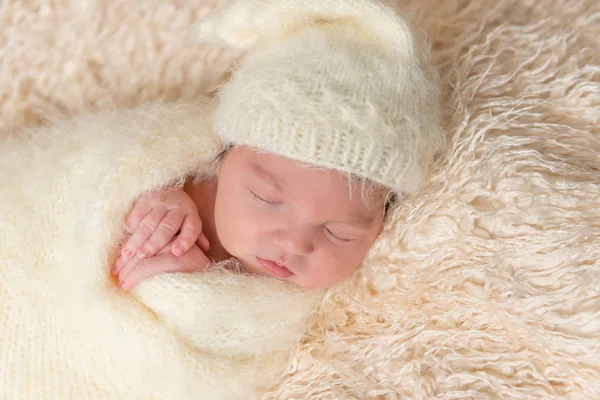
<box><xmin>196</xmin><ymin>0</ymin><xmax>446</xmax><ymax>194</ymax></box>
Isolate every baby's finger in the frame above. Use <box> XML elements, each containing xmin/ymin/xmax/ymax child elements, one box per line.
<box><xmin>116</xmin><ymin>252</ymin><xmax>145</xmax><ymax>286</ymax></box>
<box><xmin>112</xmin><ymin>253</ymin><xmax>129</xmax><ymax>276</ymax></box>
<box><xmin>196</xmin><ymin>232</ymin><xmax>210</xmax><ymax>253</ymax></box>
<box><xmin>124</xmin><ymin>199</ymin><xmax>153</xmax><ymax>233</ymax></box>
<box><xmin>171</xmin><ymin>214</ymin><xmax>204</xmax><ymax>256</ymax></box>
<box><xmin>139</xmin><ymin>209</ymin><xmax>185</xmax><ymax>258</ymax></box>
<box><xmin>121</xmin><ymin>206</ymin><xmax>168</xmax><ymax>259</ymax></box>
<box><xmin>118</xmin><ymin>253</ymin><xmax>183</xmax><ymax>290</ymax></box>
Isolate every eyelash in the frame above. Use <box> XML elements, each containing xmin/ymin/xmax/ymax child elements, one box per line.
<box><xmin>250</xmin><ymin>191</ymin><xmax>278</xmax><ymax>205</ymax></box>
<box><xmin>324</xmin><ymin>227</ymin><xmax>354</xmax><ymax>243</ymax></box>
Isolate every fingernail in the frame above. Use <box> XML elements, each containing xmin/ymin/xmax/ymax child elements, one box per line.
<box><xmin>174</xmin><ymin>243</ymin><xmax>185</xmax><ymax>256</ymax></box>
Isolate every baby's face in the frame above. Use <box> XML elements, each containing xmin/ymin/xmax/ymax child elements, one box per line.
<box><xmin>213</xmin><ymin>146</ymin><xmax>386</xmax><ymax>289</ymax></box>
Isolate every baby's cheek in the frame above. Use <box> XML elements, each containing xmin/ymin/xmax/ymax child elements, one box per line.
<box><xmin>337</xmin><ymin>259</ymin><xmax>363</xmax><ymax>282</ymax></box>
<box><xmin>332</xmin><ymin>248</ymin><xmax>369</xmax><ymax>280</ymax></box>
<box><xmin>303</xmin><ymin>252</ymin><xmax>357</xmax><ymax>289</ymax></box>
<box><xmin>222</xmin><ymin>214</ymin><xmax>260</xmax><ymax>256</ymax></box>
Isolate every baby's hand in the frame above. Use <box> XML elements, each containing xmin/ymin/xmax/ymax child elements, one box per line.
<box><xmin>117</xmin><ymin>188</ymin><xmax>209</xmax><ymax>267</ymax></box>
<box><xmin>115</xmin><ymin>242</ymin><xmax>212</xmax><ymax>290</ymax></box>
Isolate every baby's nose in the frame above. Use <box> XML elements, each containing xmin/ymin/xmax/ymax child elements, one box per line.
<box><xmin>273</xmin><ymin>227</ymin><xmax>314</xmax><ymax>256</ymax></box>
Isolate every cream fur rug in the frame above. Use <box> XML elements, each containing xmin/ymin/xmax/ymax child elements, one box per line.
<box><xmin>1</xmin><ymin>0</ymin><xmax>599</xmax><ymax>398</ymax></box>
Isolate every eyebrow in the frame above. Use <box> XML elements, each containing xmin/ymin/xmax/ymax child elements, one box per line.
<box><xmin>249</xmin><ymin>161</ymin><xmax>286</xmax><ymax>191</ymax></box>
<box><xmin>345</xmin><ymin>212</ymin><xmax>378</xmax><ymax>229</ymax></box>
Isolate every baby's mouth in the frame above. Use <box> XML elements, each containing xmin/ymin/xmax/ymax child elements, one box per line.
<box><xmin>255</xmin><ymin>257</ymin><xmax>294</xmax><ymax>279</ymax></box>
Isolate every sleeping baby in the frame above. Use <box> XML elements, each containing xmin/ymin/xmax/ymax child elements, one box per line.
<box><xmin>0</xmin><ymin>0</ymin><xmax>444</xmax><ymax>398</ymax></box>
<box><xmin>113</xmin><ymin>145</ymin><xmax>392</xmax><ymax>290</ymax></box>
<box><xmin>113</xmin><ymin>0</ymin><xmax>445</xmax><ymax>291</ymax></box>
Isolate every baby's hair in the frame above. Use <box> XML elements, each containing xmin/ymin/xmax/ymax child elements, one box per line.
<box><xmin>347</xmin><ymin>174</ymin><xmax>397</xmax><ymax>217</ymax></box>
<box><xmin>212</xmin><ymin>144</ymin><xmax>397</xmax><ymax>217</ymax></box>
<box><xmin>211</xmin><ymin>144</ymin><xmax>233</xmax><ymax>166</ymax></box>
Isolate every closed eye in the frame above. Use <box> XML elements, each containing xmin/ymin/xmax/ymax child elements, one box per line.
<box><xmin>324</xmin><ymin>227</ymin><xmax>356</xmax><ymax>243</ymax></box>
<box><xmin>250</xmin><ymin>190</ymin><xmax>279</xmax><ymax>205</ymax></box>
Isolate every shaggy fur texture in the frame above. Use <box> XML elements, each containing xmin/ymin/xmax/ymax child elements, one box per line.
<box><xmin>1</xmin><ymin>0</ymin><xmax>598</xmax><ymax>398</ymax></box>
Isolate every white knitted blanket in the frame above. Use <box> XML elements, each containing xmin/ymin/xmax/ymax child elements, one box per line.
<box><xmin>1</xmin><ymin>0</ymin><xmax>599</xmax><ymax>398</ymax></box>
<box><xmin>0</xmin><ymin>99</ymin><xmax>319</xmax><ymax>399</ymax></box>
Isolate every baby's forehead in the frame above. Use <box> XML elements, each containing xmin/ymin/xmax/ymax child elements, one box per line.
<box><xmin>227</xmin><ymin>145</ymin><xmax>390</xmax><ymax>204</ymax></box>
